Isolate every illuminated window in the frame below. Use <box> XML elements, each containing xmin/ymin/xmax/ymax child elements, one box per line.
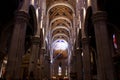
<box><xmin>65</xmin><ymin>67</ymin><xmax>68</xmax><ymax>76</ymax></box>
<box><xmin>113</xmin><ymin>34</ymin><xmax>117</xmax><ymax>49</ymax></box>
<box><xmin>58</xmin><ymin>66</ymin><xmax>62</xmax><ymax>76</ymax></box>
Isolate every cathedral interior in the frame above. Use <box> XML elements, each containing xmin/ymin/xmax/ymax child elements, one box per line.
<box><xmin>0</xmin><ymin>0</ymin><xmax>120</xmax><ymax>80</ymax></box>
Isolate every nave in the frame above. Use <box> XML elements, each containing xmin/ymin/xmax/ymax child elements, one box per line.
<box><xmin>0</xmin><ymin>0</ymin><xmax>120</xmax><ymax>80</ymax></box>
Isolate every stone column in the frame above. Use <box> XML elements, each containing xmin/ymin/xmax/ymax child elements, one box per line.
<box><xmin>0</xmin><ymin>28</ymin><xmax>13</xmax><ymax>63</ymax></box>
<box><xmin>38</xmin><ymin>48</ymin><xmax>44</xmax><ymax>80</ymax></box>
<box><xmin>70</xmin><ymin>55</ymin><xmax>77</xmax><ymax>80</ymax></box>
<box><xmin>0</xmin><ymin>61</ymin><xmax>2</xmax><ymax>72</ymax></box>
<box><xmin>6</xmin><ymin>11</ymin><xmax>29</xmax><ymax>80</ymax></box>
<box><xmin>0</xmin><ymin>54</ymin><xmax>4</xmax><ymax>69</ymax></box>
<box><xmin>28</xmin><ymin>36</ymin><xmax>40</xmax><ymax>80</ymax></box>
<box><xmin>92</xmin><ymin>11</ymin><xmax>115</xmax><ymax>80</ymax></box>
<box><xmin>44</xmin><ymin>54</ymin><xmax>51</xmax><ymax>79</ymax></box>
<box><xmin>75</xmin><ymin>48</ymin><xmax>83</xmax><ymax>80</ymax></box>
<box><xmin>82</xmin><ymin>38</ymin><xmax>91</xmax><ymax>80</ymax></box>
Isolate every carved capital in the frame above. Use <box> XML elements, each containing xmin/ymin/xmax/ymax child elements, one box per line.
<box><xmin>82</xmin><ymin>38</ymin><xmax>89</xmax><ymax>44</ymax></box>
<box><xmin>15</xmin><ymin>11</ymin><xmax>29</xmax><ymax>23</ymax></box>
<box><xmin>75</xmin><ymin>48</ymin><xmax>81</xmax><ymax>54</ymax></box>
<box><xmin>92</xmin><ymin>11</ymin><xmax>107</xmax><ymax>24</ymax></box>
<box><xmin>32</xmin><ymin>36</ymin><xmax>40</xmax><ymax>45</ymax></box>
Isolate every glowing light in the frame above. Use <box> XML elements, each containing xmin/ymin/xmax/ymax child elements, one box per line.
<box><xmin>113</xmin><ymin>34</ymin><xmax>117</xmax><ymax>49</ymax></box>
<box><xmin>58</xmin><ymin>66</ymin><xmax>62</xmax><ymax>76</ymax></box>
<box><xmin>52</xmin><ymin>39</ymin><xmax>68</xmax><ymax>50</ymax></box>
<box><xmin>52</xmin><ymin>76</ymin><xmax>56</xmax><ymax>79</ymax></box>
<box><xmin>81</xmin><ymin>52</ymin><xmax>83</xmax><ymax>56</ymax></box>
<box><xmin>36</xmin><ymin>8</ymin><xmax>39</xmax><ymax>21</ymax></box>
<box><xmin>43</xmin><ymin>28</ymin><xmax>44</xmax><ymax>36</ymax></box>
<box><xmin>31</xmin><ymin>0</ymin><xmax>34</xmax><ymax>5</ymax></box>
<box><xmin>87</xmin><ymin>0</ymin><xmax>91</xmax><ymax>6</ymax></box>
<box><xmin>64</xmin><ymin>76</ymin><xmax>68</xmax><ymax>79</ymax></box>
<box><xmin>65</xmin><ymin>67</ymin><xmax>68</xmax><ymax>76</ymax></box>
<box><xmin>83</xmin><ymin>7</ymin><xmax>86</xmax><ymax>20</ymax></box>
<box><xmin>76</xmin><ymin>0</ymin><xmax>78</xmax><ymax>3</ymax></box>
<box><xmin>79</xmin><ymin>20</ymin><xmax>81</xmax><ymax>29</ymax></box>
<box><xmin>3</xmin><ymin>60</ymin><xmax>7</xmax><ymax>64</ymax></box>
<box><xmin>40</xmin><ymin>11</ymin><xmax>43</xmax><ymax>28</ymax></box>
<box><xmin>50</xmin><ymin>60</ymin><xmax>53</xmax><ymax>64</ymax></box>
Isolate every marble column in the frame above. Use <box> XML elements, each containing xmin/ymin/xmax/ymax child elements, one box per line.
<box><xmin>92</xmin><ymin>11</ymin><xmax>115</xmax><ymax>80</ymax></box>
<box><xmin>75</xmin><ymin>48</ymin><xmax>83</xmax><ymax>80</ymax></box>
<box><xmin>82</xmin><ymin>38</ymin><xmax>91</xmax><ymax>80</ymax></box>
<box><xmin>6</xmin><ymin>11</ymin><xmax>29</xmax><ymax>80</ymax></box>
<box><xmin>28</xmin><ymin>36</ymin><xmax>40</xmax><ymax>80</ymax></box>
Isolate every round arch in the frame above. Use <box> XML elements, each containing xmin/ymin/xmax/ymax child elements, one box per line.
<box><xmin>52</xmin><ymin>33</ymin><xmax>69</xmax><ymax>42</ymax></box>
<box><xmin>51</xmin><ymin>19</ymin><xmax>71</xmax><ymax>30</ymax></box>
<box><xmin>47</xmin><ymin>2</ymin><xmax>75</xmax><ymax>15</ymax></box>
<box><xmin>51</xmin><ymin>26</ymin><xmax>70</xmax><ymax>34</ymax></box>
<box><xmin>50</xmin><ymin>17</ymin><xmax>72</xmax><ymax>29</ymax></box>
<box><xmin>84</xmin><ymin>6</ymin><xmax>93</xmax><ymax>37</ymax></box>
<box><xmin>29</xmin><ymin>5</ymin><xmax>37</xmax><ymax>35</ymax></box>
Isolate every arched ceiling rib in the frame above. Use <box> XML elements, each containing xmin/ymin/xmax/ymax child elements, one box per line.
<box><xmin>52</xmin><ymin>33</ymin><xmax>69</xmax><ymax>42</ymax></box>
<box><xmin>50</xmin><ymin>21</ymin><xmax>71</xmax><ymax>31</ymax></box>
<box><xmin>51</xmin><ymin>26</ymin><xmax>70</xmax><ymax>34</ymax></box>
<box><xmin>49</xmin><ymin>5</ymin><xmax>73</xmax><ymax>21</ymax></box>
<box><xmin>52</xmin><ymin>29</ymin><xmax>70</xmax><ymax>38</ymax></box>
<box><xmin>47</xmin><ymin>2</ymin><xmax>75</xmax><ymax>15</ymax></box>
<box><xmin>46</xmin><ymin>0</ymin><xmax>76</xmax><ymax>60</ymax></box>
<box><xmin>50</xmin><ymin>17</ymin><xmax>72</xmax><ymax>28</ymax></box>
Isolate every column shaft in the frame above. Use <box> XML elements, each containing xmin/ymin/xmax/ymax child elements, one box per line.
<box><xmin>28</xmin><ymin>36</ymin><xmax>40</xmax><ymax>80</ymax></box>
<box><xmin>44</xmin><ymin>55</ymin><xmax>51</xmax><ymax>79</ymax></box>
<box><xmin>70</xmin><ymin>55</ymin><xmax>77</xmax><ymax>80</ymax></box>
<box><xmin>92</xmin><ymin>11</ymin><xmax>115</xmax><ymax>80</ymax></box>
<box><xmin>6</xmin><ymin>11</ymin><xmax>29</xmax><ymax>80</ymax></box>
<box><xmin>82</xmin><ymin>38</ymin><xmax>91</xmax><ymax>80</ymax></box>
<box><xmin>75</xmin><ymin>48</ymin><xmax>83</xmax><ymax>80</ymax></box>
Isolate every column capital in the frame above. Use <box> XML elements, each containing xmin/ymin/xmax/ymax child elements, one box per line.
<box><xmin>92</xmin><ymin>11</ymin><xmax>107</xmax><ymax>24</ymax></box>
<box><xmin>82</xmin><ymin>38</ymin><xmax>89</xmax><ymax>44</ymax></box>
<box><xmin>76</xmin><ymin>47</ymin><xmax>81</xmax><ymax>51</ymax></box>
<box><xmin>32</xmin><ymin>36</ymin><xmax>40</xmax><ymax>45</ymax></box>
<box><xmin>15</xmin><ymin>11</ymin><xmax>29</xmax><ymax>23</ymax></box>
<box><xmin>75</xmin><ymin>48</ymin><xmax>82</xmax><ymax>54</ymax></box>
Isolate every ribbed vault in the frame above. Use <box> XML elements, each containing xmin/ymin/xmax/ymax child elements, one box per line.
<box><xmin>46</xmin><ymin>0</ymin><xmax>75</xmax><ymax>60</ymax></box>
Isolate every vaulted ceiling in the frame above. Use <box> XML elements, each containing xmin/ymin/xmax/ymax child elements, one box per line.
<box><xmin>46</xmin><ymin>0</ymin><xmax>76</xmax><ymax>60</ymax></box>
<box><xmin>0</xmin><ymin>0</ymin><xmax>120</xmax><ymax>60</ymax></box>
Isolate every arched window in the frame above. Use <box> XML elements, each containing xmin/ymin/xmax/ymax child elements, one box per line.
<box><xmin>113</xmin><ymin>34</ymin><xmax>117</xmax><ymax>49</ymax></box>
<box><xmin>58</xmin><ymin>66</ymin><xmax>62</xmax><ymax>76</ymax></box>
